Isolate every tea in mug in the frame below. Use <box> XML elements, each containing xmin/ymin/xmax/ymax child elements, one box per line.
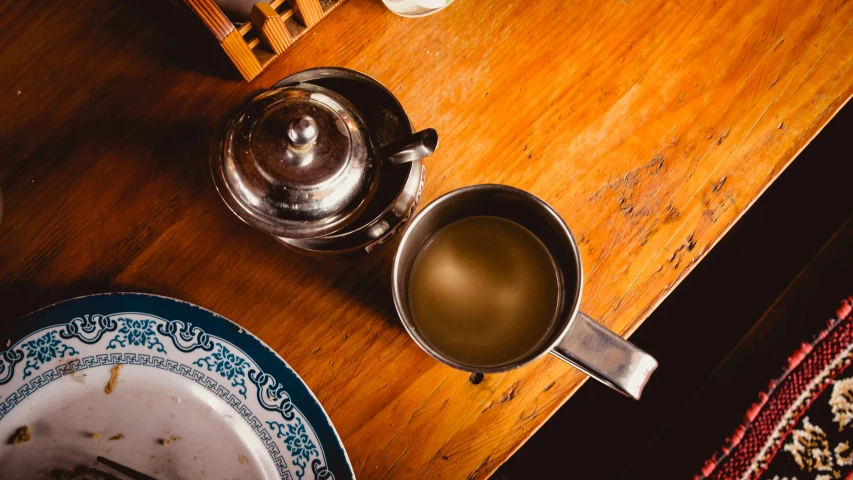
<box><xmin>408</xmin><ymin>216</ymin><xmax>561</xmax><ymax>367</ymax></box>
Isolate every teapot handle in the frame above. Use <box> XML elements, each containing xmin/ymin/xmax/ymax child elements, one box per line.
<box><xmin>381</xmin><ymin>129</ymin><xmax>439</xmax><ymax>165</ymax></box>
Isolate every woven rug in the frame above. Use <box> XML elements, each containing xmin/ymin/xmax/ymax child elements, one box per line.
<box><xmin>697</xmin><ymin>297</ymin><xmax>853</xmax><ymax>480</ymax></box>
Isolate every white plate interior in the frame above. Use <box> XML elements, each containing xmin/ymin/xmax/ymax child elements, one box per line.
<box><xmin>0</xmin><ymin>363</ymin><xmax>277</xmax><ymax>479</ymax></box>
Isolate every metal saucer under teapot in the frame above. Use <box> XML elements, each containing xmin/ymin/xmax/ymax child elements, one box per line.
<box><xmin>212</xmin><ymin>68</ymin><xmax>437</xmax><ymax>255</ymax></box>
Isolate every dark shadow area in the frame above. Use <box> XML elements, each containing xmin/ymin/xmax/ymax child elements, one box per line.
<box><xmin>497</xmin><ymin>102</ymin><xmax>853</xmax><ymax>479</ymax></box>
<box><xmin>0</xmin><ymin>281</ymin><xmax>147</xmax><ymax>323</ymax></box>
<box><xmin>128</xmin><ymin>0</ymin><xmax>240</xmax><ymax>80</ymax></box>
<box><xmin>627</xmin><ymin>213</ymin><xmax>853</xmax><ymax>478</ymax></box>
<box><xmin>300</xmin><ymin>238</ymin><xmax>406</xmax><ymax>329</ymax></box>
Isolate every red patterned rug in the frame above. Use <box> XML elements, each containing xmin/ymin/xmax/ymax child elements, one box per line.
<box><xmin>697</xmin><ymin>297</ymin><xmax>853</xmax><ymax>480</ymax></box>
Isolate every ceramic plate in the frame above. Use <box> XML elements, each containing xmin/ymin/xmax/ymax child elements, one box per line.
<box><xmin>0</xmin><ymin>293</ymin><xmax>353</xmax><ymax>479</ymax></box>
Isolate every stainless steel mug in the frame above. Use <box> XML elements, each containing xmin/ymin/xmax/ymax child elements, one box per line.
<box><xmin>392</xmin><ymin>185</ymin><xmax>658</xmax><ymax>399</ymax></box>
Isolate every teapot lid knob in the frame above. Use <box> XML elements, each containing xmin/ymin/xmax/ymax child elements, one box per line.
<box><xmin>287</xmin><ymin>115</ymin><xmax>319</xmax><ymax>149</ymax></box>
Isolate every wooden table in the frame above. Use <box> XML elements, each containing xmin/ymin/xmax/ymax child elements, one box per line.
<box><xmin>1</xmin><ymin>0</ymin><xmax>851</xmax><ymax>477</ymax></box>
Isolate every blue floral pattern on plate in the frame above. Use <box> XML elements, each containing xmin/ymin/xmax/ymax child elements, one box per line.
<box><xmin>268</xmin><ymin>418</ymin><xmax>320</xmax><ymax>479</ymax></box>
<box><xmin>107</xmin><ymin>318</ymin><xmax>166</xmax><ymax>353</ymax></box>
<box><xmin>194</xmin><ymin>343</ymin><xmax>249</xmax><ymax>399</ymax></box>
<box><xmin>21</xmin><ymin>331</ymin><xmax>78</xmax><ymax>379</ymax></box>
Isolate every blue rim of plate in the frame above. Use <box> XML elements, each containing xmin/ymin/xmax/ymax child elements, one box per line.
<box><xmin>0</xmin><ymin>292</ymin><xmax>354</xmax><ymax>480</ymax></box>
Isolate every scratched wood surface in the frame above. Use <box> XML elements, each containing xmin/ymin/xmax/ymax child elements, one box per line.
<box><xmin>1</xmin><ymin>0</ymin><xmax>851</xmax><ymax>478</ymax></box>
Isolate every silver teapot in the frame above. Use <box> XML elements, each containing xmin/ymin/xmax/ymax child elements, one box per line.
<box><xmin>212</xmin><ymin>68</ymin><xmax>437</xmax><ymax>254</ymax></box>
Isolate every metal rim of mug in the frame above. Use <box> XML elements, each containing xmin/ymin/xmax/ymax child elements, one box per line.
<box><xmin>392</xmin><ymin>184</ymin><xmax>584</xmax><ymax>374</ymax></box>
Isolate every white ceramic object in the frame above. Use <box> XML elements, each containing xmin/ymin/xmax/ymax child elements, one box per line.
<box><xmin>0</xmin><ymin>293</ymin><xmax>352</xmax><ymax>480</ymax></box>
<box><xmin>382</xmin><ymin>0</ymin><xmax>453</xmax><ymax>17</ymax></box>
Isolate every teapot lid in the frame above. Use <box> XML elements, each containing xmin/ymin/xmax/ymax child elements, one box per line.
<box><xmin>212</xmin><ymin>83</ymin><xmax>378</xmax><ymax>239</ymax></box>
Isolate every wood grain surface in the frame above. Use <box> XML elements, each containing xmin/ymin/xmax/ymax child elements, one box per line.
<box><xmin>1</xmin><ymin>0</ymin><xmax>851</xmax><ymax>478</ymax></box>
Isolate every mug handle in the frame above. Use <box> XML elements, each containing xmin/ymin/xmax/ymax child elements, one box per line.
<box><xmin>551</xmin><ymin>311</ymin><xmax>658</xmax><ymax>400</ymax></box>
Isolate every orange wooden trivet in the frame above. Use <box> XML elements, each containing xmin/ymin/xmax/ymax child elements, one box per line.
<box><xmin>176</xmin><ymin>0</ymin><xmax>344</xmax><ymax>81</ymax></box>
